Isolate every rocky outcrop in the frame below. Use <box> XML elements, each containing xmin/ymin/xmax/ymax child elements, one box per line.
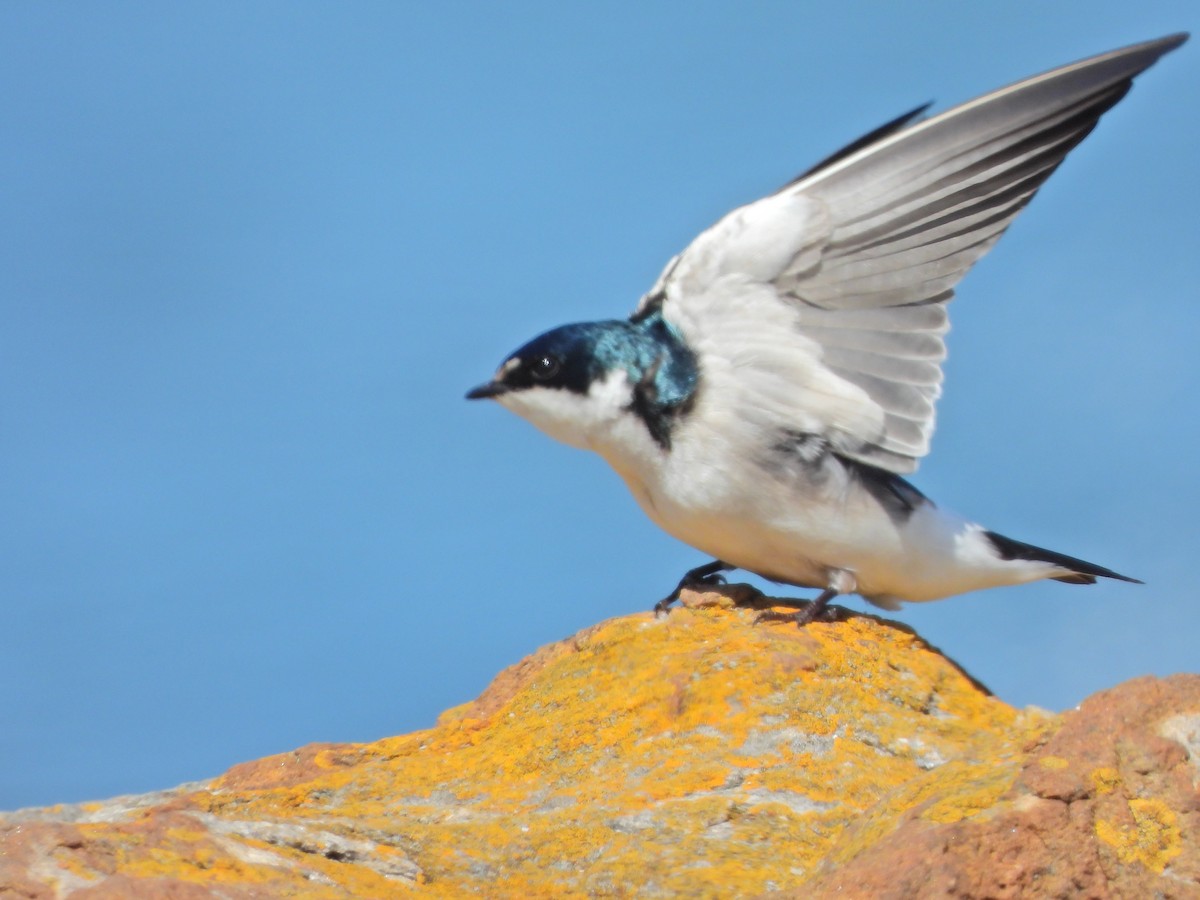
<box><xmin>2</xmin><ymin>586</ymin><xmax>1197</xmax><ymax>898</ymax></box>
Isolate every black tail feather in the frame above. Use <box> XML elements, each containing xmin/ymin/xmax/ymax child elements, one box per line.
<box><xmin>984</xmin><ymin>531</ymin><xmax>1142</xmax><ymax>585</ymax></box>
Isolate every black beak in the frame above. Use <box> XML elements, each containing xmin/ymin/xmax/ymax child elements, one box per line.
<box><xmin>465</xmin><ymin>381</ymin><xmax>509</xmax><ymax>400</ymax></box>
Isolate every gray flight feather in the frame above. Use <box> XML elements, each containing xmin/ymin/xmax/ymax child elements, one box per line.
<box><xmin>636</xmin><ymin>34</ymin><xmax>1186</xmax><ymax>475</ymax></box>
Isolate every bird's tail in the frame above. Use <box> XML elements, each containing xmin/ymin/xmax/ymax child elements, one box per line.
<box><xmin>983</xmin><ymin>530</ymin><xmax>1142</xmax><ymax>585</ymax></box>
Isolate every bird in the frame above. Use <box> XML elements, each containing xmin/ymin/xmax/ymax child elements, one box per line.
<box><xmin>466</xmin><ymin>34</ymin><xmax>1186</xmax><ymax>626</ymax></box>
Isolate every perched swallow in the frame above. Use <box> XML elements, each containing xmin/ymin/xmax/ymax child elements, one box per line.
<box><xmin>468</xmin><ymin>35</ymin><xmax>1185</xmax><ymax>624</ymax></box>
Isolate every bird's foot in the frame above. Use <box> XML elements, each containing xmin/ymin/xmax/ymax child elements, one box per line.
<box><xmin>653</xmin><ymin>560</ymin><xmax>734</xmax><ymax>617</ymax></box>
<box><xmin>754</xmin><ymin>588</ymin><xmax>841</xmax><ymax>627</ymax></box>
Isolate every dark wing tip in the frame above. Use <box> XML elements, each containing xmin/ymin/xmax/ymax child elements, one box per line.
<box><xmin>985</xmin><ymin>530</ymin><xmax>1142</xmax><ymax>585</ymax></box>
<box><xmin>785</xmin><ymin>32</ymin><xmax>1187</xmax><ymax>196</ymax></box>
<box><xmin>1052</xmin><ymin>571</ymin><xmax>1143</xmax><ymax>585</ymax></box>
<box><xmin>1144</xmin><ymin>32</ymin><xmax>1189</xmax><ymax>53</ymax></box>
<box><xmin>1107</xmin><ymin>572</ymin><xmax>1145</xmax><ymax>585</ymax></box>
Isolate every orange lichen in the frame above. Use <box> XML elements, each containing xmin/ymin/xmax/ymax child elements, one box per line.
<box><xmin>191</xmin><ymin>604</ymin><xmax>1043</xmax><ymax>896</ymax></box>
<box><xmin>7</xmin><ymin>600</ymin><xmax>1084</xmax><ymax>897</ymax></box>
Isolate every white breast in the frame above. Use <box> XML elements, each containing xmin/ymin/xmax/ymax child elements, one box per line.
<box><xmin>596</xmin><ymin>403</ymin><xmax>1048</xmax><ymax>606</ymax></box>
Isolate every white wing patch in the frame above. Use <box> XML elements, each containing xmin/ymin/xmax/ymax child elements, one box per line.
<box><xmin>634</xmin><ymin>35</ymin><xmax>1183</xmax><ymax>474</ymax></box>
<box><xmin>664</xmin><ymin>193</ymin><xmax>832</xmax><ymax>293</ymax></box>
<box><xmin>666</xmin><ymin>279</ymin><xmax>887</xmax><ymax>458</ymax></box>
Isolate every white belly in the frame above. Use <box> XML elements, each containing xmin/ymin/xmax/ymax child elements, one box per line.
<box><xmin>605</xmin><ymin>438</ymin><xmax>1040</xmax><ymax>606</ymax></box>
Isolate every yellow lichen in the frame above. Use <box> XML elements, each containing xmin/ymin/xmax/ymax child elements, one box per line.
<box><xmin>31</xmin><ymin>606</ymin><xmax>1063</xmax><ymax>897</ymax></box>
<box><xmin>49</xmin><ymin>847</ymin><xmax>102</xmax><ymax>882</ymax></box>
<box><xmin>1095</xmin><ymin>797</ymin><xmax>1183</xmax><ymax>873</ymax></box>
<box><xmin>1090</xmin><ymin>766</ymin><xmax>1122</xmax><ymax>795</ymax></box>
<box><xmin>920</xmin><ymin>762</ymin><xmax>1018</xmax><ymax>824</ymax></box>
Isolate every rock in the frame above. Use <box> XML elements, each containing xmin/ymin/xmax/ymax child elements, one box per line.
<box><xmin>796</xmin><ymin>675</ymin><xmax>1200</xmax><ymax>898</ymax></box>
<box><xmin>2</xmin><ymin>587</ymin><xmax>1197</xmax><ymax>898</ymax></box>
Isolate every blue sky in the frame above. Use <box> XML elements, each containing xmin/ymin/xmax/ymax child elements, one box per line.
<box><xmin>2</xmin><ymin>3</ymin><xmax>1196</xmax><ymax>810</ymax></box>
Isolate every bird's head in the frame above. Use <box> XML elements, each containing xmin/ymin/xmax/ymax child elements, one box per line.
<box><xmin>467</xmin><ymin>316</ymin><xmax>697</xmax><ymax>452</ymax></box>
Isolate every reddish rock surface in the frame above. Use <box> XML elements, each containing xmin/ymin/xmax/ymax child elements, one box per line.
<box><xmin>797</xmin><ymin>674</ymin><xmax>1200</xmax><ymax>898</ymax></box>
<box><xmin>2</xmin><ymin>588</ymin><xmax>1197</xmax><ymax>898</ymax></box>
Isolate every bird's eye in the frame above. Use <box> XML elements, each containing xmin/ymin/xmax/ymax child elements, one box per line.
<box><xmin>530</xmin><ymin>354</ymin><xmax>561</xmax><ymax>381</ymax></box>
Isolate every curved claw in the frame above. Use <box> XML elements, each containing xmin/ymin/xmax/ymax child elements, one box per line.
<box><xmin>754</xmin><ymin>587</ymin><xmax>840</xmax><ymax>628</ymax></box>
<box><xmin>653</xmin><ymin>560</ymin><xmax>733</xmax><ymax>616</ymax></box>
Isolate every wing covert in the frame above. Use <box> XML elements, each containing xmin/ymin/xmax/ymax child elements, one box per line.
<box><xmin>636</xmin><ymin>34</ymin><xmax>1186</xmax><ymax>474</ymax></box>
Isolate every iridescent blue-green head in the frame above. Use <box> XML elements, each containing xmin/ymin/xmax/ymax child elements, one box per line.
<box><xmin>466</xmin><ymin>311</ymin><xmax>698</xmax><ymax>451</ymax></box>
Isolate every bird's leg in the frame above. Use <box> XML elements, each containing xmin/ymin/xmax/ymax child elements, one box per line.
<box><xmin>754</xmin><ymin>588</ymin><xmax>840</xmax><ymax>626</ymax></box>
<box><xmin>756</xmin><ymin>570</ymin><xmax>854</xmax><ymax>627</ymax></box>
<box><xmin>653</xmin><ymin>559</ymin><xmax>734</xmax><ymax>616</ymax></box>
<box><xmin>793</xmin><ymin>587</ymin><xmax>838</xmax><ymax>625</ymax></box>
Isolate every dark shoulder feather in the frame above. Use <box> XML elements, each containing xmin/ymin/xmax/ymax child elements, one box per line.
<box><xmin>779</xmin><ymin>102</ymin><xmax>931</xmax><ymax>190</ymax></box>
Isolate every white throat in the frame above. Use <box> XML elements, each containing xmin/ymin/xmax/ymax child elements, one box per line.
<box><xmin>499</xmin><ymin>369</ymin><xmax>638</xmax><ymax>451</ymax></box>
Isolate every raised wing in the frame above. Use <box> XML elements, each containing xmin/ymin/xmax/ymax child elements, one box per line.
<box><xmin>636</xmin><ymin>34</ymin><xmax>1186</xmax><ymax>474</ymax></box>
